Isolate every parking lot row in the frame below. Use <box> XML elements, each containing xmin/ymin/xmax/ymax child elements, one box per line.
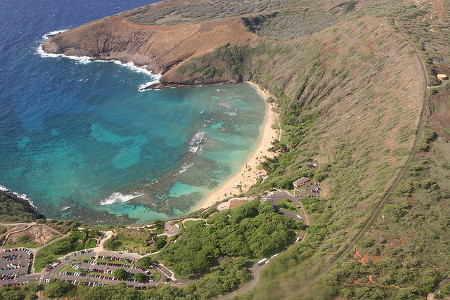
<box><xmin>0</xmin><ymin>248</ymin><xmax>33</xmax><ymax>276</ymax></box>
<box><xmin>1</xmin><ymin>281</ymin><xmax>28</xmax><ymax>288</ymax></box>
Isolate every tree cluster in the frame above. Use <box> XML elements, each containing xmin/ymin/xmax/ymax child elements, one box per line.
<box><xmin>158</xmin><ymin>200</ymin><xmax>300</xmax><ymax>276</ymax></box>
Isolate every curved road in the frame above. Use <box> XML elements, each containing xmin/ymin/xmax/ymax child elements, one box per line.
<box><xmin>222</xmin><ymin>18</ymin><xmax>431</xmax><ymax>299</ymax></box>
<box><xmin>216</xmin><ymin>190</ymin><xmax>310</xmax><ymax>300</ymax></box>
<box><xmin>294</xmin><ymin>19</ymin><xmax>431</xmax><ymax>293</ymax></box>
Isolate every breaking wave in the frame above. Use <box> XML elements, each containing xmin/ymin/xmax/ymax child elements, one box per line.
<box><xmin>100</xmin><ymin>192</ymin><xmax>142</xmax><ymax>205</ymax></box>
<box><xmin>37</xmin><ymin>30</ymin><xmax>161</xmax><ymax>88</ymax></box>
<box><xmin>188</xmin><ymin>132</ymin><xmax>205</xmax><ymax>153</ymax></box>
<box><xmin>0</xmin><ymin>184</ymin><xmax>36</xmax><ymax>210</ymax></box>
<box><xmin>177</xmin><ymin>163</ymin><xmax>194</xmax><ymax>175</ymax></box>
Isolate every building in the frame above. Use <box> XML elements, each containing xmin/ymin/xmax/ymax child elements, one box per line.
<box><xmin>437</xmin><ymin>74</ymin><xmax>448</xmax><ymax>81</ymax></box>
<box><xmin>293</xmin><ymin>177</ymin><xmax>310</xmax><ymax>187</ymax></box>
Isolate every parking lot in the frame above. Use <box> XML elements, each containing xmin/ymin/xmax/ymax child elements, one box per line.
<box><xmin>0</xmin><ymin>248</ymin><xmax>33</xmax><ymax>286</ymax></box>
<box><xmin>42</xmin><ymin>252</ymin><xmax>163</xmax><ymax>288</ymax></box>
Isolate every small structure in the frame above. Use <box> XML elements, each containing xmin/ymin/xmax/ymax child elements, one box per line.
<box><xmin>258</xmin><ymin>258</ymin><xmax>267</xmax><ymax>266</ymax></box>
<box><xmin>293</xmin><ymin>177</ymin><xmax>310</xmax><ymax>187</ymax></box>
<box><xmin>437</xmin><ymin>74</ymin><xmax>448</xmax><ymax>81</ymax></box>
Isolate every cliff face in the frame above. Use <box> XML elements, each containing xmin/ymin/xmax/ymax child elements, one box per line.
<box><xmin>0</xmin><ymin>191</ymin><xmax>45</xmax><ymax>222</ymax></box>
<box><xmin>42</xmin><ymin>16</ymin><xmax>258</xmax><ymax>82</ymax></box>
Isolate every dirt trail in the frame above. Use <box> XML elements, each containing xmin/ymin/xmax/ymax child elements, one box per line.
<box><xmin>295</xmin><ymin>18</ymin><xmax>430</xmax><ymax>290</ymax></box>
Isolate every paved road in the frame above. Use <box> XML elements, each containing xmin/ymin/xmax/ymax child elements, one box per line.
<box><xmin>216</xmin><ymin>263</ymin><xmax>263</xmax><ymax>300</ymax></box>
<box><xmin>1</xmin><ymin>192</ymin><xmax>310</xmax><ymax>295</ymax></box>
<box><xmin>215</xmin><ymin>190</ymin><xmax>310</xmax><ymax>299</ymax></box>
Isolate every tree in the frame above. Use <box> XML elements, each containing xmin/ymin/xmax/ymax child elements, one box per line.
<box><xmin>103</xmin><ymin>238</ymin><xmax>122</xmax><ymax>251</ymax></box>
<box><xmin>136</xmin><ymin>256</ymin><xmax>153</xmax><ymax>268</ymax></box>
<box><xmin>44</xmin><ymin>280</ymin><xmax>73</xmax><ymax>298</ymax></box>
<box><xmin>113</xmin><ymin>268</ymin><xmax>128</xmax><ymax>280</ymax></box>
<box><xmin>133</xmin><ymin>273</ymin><xmax>145</xmax><ymax>283</ymax></box>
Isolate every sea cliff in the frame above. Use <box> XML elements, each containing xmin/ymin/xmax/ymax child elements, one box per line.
<box><xmin>42</xmin><ymin>14</ymin><xmax>258</xmax><ymax>87</ymax></box>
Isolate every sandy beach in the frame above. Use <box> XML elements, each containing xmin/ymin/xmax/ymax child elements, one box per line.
<box><xmin>196</xmin><ymin>81</ymin><xmax>280</xmax><ymax>210</ymax></box>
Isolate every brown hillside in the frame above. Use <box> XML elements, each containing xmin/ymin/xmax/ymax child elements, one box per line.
<box><xmin>42</xmin><ymin>16</ymin><xmax>258</xmax><ymax>74</ymax></box>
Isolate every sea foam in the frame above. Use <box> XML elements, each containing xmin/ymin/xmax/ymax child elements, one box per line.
<box><xmin>100</xmin><ymin>192</ymin><xmax>142</xmax><ymax>205</ymax></box>
<box><xmin>0</xmin><ymin>184</ymin><xmax>37</xmax><ymax>210</ymax></box>
<box><xmin>177</xmin><ymin>163</ymin><xmax>194</xmax><ymax>175</ymax></box>
<box><xmin>37</xmin><ymin>30</ymin><xmax>161</xmax><ymax>88</ymax></box>
<box><xmin>188</xmin><ymin>132</ymin><xmax>205</xmax><ymax>153</ymax></box>
<box><xmin>0</xmin><ymin>185</ymin><xmax>10</xmax><ymax>192</ymax></box>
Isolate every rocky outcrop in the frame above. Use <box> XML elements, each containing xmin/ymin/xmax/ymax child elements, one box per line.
<box><xmin>42</xmin><ymin>16</ymin><xmax>258</xmax><ymax>85</ymax></box>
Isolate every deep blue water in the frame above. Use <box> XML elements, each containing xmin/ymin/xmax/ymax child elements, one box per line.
<box><xmin>0</xmin><ymin>0</ymin><xmax>265</xmax><ymax>224</ymax></box>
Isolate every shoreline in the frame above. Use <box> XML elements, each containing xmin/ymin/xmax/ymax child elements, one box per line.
<box><xmin>196</xmin><ymin>81</ymin><xmax>280</xmax><ymax>210</ymax></box>
<box><xmin>38</xmin><ymin>36</ymin><xmax>279</xmax><ymax>220</ymax></box>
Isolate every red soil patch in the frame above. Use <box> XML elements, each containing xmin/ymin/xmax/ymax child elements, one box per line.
<box><xmin>407</xmin><ymin>197</ymin><xmax>417</xmax><ymax>206</ymax></box>
<box><xmin>353</xmin><ymin>247</ymin><xmax>383</xmax><ymax>265</ymax></box>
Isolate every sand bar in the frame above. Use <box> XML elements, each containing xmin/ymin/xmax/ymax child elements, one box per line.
<box><xmin>196</xmin><ymin>81</ymin><xmax>280</xmax><ymax>210</ymax></box>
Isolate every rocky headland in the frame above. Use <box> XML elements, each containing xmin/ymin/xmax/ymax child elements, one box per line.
<box><xmin>42</xmin><ymin>12</ymin><xmax>258</xmax><ymax>88</ymax></box>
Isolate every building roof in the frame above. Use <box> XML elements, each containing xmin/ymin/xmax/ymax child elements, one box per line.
<box><xmin>293</xmin><ymin>177</ymin><xmax>310</xmax><ymax>186</ymax></box>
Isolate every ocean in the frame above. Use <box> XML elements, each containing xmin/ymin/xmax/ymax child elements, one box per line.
<box><xmin>0</xmin><ymin>0</ymin><xmax>265</xmax><ymax>224</ymax></box>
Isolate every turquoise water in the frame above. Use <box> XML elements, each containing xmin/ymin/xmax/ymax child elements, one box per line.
<box><xmin>1</xmin><ymin>70</ymin><xmax>265</xmax><ymax>224</ymax></box>
<box><xmin>0</xmin><ymin>0</ymin><xmax>266</xmax><ymax>224</ymax></box>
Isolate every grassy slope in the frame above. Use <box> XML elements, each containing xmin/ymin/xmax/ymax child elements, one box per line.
<box><xmin>166</xmin><ymin>1</ymin><xmax>448</xmax><ymax>299</ymax></box>
<box><xmin>2</xmin><ymin>0</ymin><xmax>448</xmax><ymax>298</ymax></box>
<box><xmin>235</xmin><ymin>2</ymin><xmax>448</xmax><ymax>300</ymax></box>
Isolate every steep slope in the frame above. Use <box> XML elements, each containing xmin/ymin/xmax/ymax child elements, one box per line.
<box><xmin>0</xmin><ymin>191</ymin><xmax>45</xmax><ymax>222</ymax></box>
<box><xmin>38</xmin><ymin>0</ymin><xmax>449</xmax><ymax>298</ymax></box>
<box><xmin>42</xmin><ymin>15</ymin><xmax>258</xmax><ymax>76</ymax></box>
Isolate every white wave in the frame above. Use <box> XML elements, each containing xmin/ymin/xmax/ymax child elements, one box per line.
<box><xmin>138</xmin><ymin>76</ymin><xmax>162</xmax><ymax>92</ymax></box>
<box><xmin>61</xmin><ymin>206</ymin><xmax>71</xmax><ymax>211</ymax></box>
<box><xmin>224</xmin><ymin>112</ymin><xmax>237</xmax><ymax>116</ymax></box>
<box><xmin>188</xmin><ymin>132</ymin><xmax>205</xmax><ymax>153</ymax></box>
<box><xmin>100</xmin><ymin>192</ymin><xmax>141</xmax><ymax>205</ymax></box>
<box><xmin>37</xmin><ymin>29</ymin><xmax>161</xmax><ymax>88</ymax></box>
<box><xmin>177</xmin><ymin>163</ymin><xmax>194</xmax><ymax>175</ymax></box>
<box><xmin>44</xmin><ymin>29</ymin><xmax>69</xmax><ymax>38</ymax></box>
<box><xmin>0</xmin><ymin>185</ymin><xmax>10</xmax><ymax>192</ymax></box>
<box><xmin>0</xmin><ymin>184</ymin><xmax>37</xmax><ymax>210</ymax></box>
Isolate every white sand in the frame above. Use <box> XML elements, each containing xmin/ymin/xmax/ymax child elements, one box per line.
<box><xmin>196</xmin><ymin>82</ymin><xmax>280</xmax><ymax>210</ymax></box>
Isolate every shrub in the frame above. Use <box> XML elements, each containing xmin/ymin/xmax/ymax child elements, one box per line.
<box><xmin>103</xmin><ymin>238</ymin><xmax>122</xmax><ymax>251</ymax></box>
<box><xmin>44</xmin><ymin>280</ymin><xmax>73</xmax><ymax>298</ymax></box>
<box><xmin>133</xmin><ymin>273</ymin><xmax>145</xmax><ymax>283</ymax></box>
<box><xmin>113</xmin><ymin>268</ymin><xmax>128</xmax><ymax>280</ymax></box>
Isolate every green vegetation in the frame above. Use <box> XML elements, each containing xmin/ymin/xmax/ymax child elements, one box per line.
<box><xmin>113</xmin><ymin>268</ymin><xmax>128</xmax><ymax>280</ymax></box>
<box><xmin>0</xmin><ymin>282</ymin><xmax>41</xmax><ymax>300</ymax></box>
<box><xmin>44</xmin><ymin>280</ymin><xmax>74</xmax><ymax>298</ymax></box>
<box><xmin>151</xmin><ymin>270</ymin><xmax>160</xmax><ymax>283</ymax></box>
<box><xmin>436</xmin><ymin>284</ymin><xmax>450</xmax><ymax>299</ymax></box>
<box><xmin>0</xmin><ymin>191</ymin><xmax>45</xmax><ymax>222</ymax></box>
<box><xmin>2</xmin><ymin>0</ymin><xmax>449</xmax><ymax>299</ymax></box>
<box><xmin>277</xmin><ymin>199</ymin><xmax>298</xmax><ymax>213</ymax></box>
<box><xmin>133</xmin><ymin>272</ymin><xmax>145</xmax><ymax>283</ymax></box>
<box><xmin>103</xmin><ymin>228</ymin><xmax>159</xmax><ymax>254</ymax></box>
<box><xmin>136</xmin><ymin>256</ymin><xmax>153</xmax><ymax>268</ymax></box>
<box><xmin>103</xmin><ymin>237</ymin><xmax>122</xmax><ymax>251</ymax></box>
<box><xmin>34</xmin><ymin>229</ymin><xmax>96</xmax><ymax>272</ymax></box>
<box><xmin>0</xmin><ymin>226</ymin><xmax>7</xmax><ymax>234</ymax></box>
<box><xmin>157</xmin><ymin>200</ymin><xmax>300</xmax><ymax>277</ymax></box>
